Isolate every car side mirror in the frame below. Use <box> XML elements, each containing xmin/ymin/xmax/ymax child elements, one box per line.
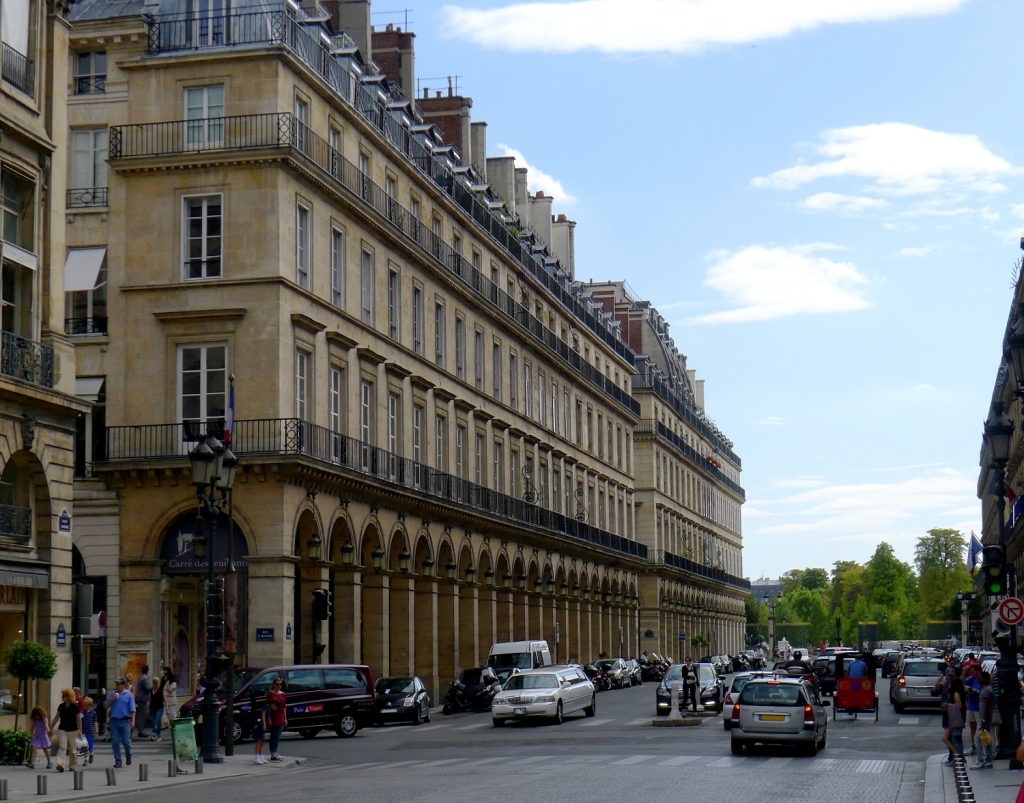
<box><xmin>821</xmin><ymin>699</ymin><xmax>831</xmax><ymax>707</ymax></box>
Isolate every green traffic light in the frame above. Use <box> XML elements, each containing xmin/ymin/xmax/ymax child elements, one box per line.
<box><xmin>989</xmin><ymin>582</ymin><xmax>1004</xmax><ymax>594</ymax></box>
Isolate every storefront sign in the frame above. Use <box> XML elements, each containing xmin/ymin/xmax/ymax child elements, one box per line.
<box><xmin>255</xmin><ymin>628</ymin><xmax>275</xmax><ymax>642</ymax></box>
<box><xmin>159</xmin><ymin>513</ymin><xmax>249</xmax><ymax>574</ymax></box>
<box><xmin>58</xmin><ymin>509</ymin><xmax>71</xmax><ymax>532</ymax></box>
<box><xmin>0</xmin><ymin>586</ymin><xmax>27</xmax><ymax>606</ymax></box>
<box><xmin>285</xmin><ymin>623</ymin><xmax>292</xmax><ymax>641</ymax></box>
<box><xmin>56</xmin><ymin>623</ymin><xmax>66</xmax><ymax>647</ymax></box>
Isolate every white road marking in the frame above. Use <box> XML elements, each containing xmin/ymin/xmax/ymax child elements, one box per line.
<box><xmin>514</xmin><ymin>756</ymin><xmax>553</xmax><ymax>766</ymax></box>
<box><xmin>658</xmin><ymin>756</ymin><xmax>699</xmax><ymax>766</ymax></box>
<box><xmin>708</xmin><ymin>756</ymin><xmax>739</xmax><ymax>768</ymax></box>
<box><xmin>762</xmin><ymin>757</ymin><xmax>794</xmax><ymax>768</ymax></box>
<box><xmin>427</xmin><ymin>758</ymin><xmax>469</xmax><ymax>767</ymax></box>
<box><xmin>338</xmin><ymin>762</ymin><xmax>382</xmax><ymax>771</ymax></box>
<box><xmin>626</xmin><ymin>718</ymin><xmax>652</xmax><ymax>726</ymax></box>
<box><xmin>612</xmin><ymin>755</ymin><xmax>657</xmax><ymax>765</ymax></box>
<box><xmin>454</xmin><ymin>722</ymin><xmax>490</xmax><ymax>730</ymax></box>
<box><xmin>576</xmin><ymin>717</ymin><xmax>614</xmax><ymax>727</ymax></box>
<box><xmin>857</xmin><ymin>759</ymin><xmax>888</xmax><ymax>773</ymax></box>
<box><xmin>898</xmin><ymin>717</ymin><xmax>920</xmax><ymax>725</ymax></box>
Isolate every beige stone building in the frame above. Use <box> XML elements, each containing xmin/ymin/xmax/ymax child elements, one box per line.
<box><xmin>0</xmin><ymin>0</ymin><xmax>89</xmax><ymax>726</ymax></box>
<box><xmin>64</xmin><ymin>0</ymin><xmax>745</xmax><ymax>713</ymax></box>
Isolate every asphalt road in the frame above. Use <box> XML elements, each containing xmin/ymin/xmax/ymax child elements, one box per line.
<box><xmin>130</xmin><ymin>673</ymin><xmax>945</xmax><ymax>803</ymax></box>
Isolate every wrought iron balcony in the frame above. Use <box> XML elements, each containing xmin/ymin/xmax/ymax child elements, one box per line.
<box><xmin>65</xmin><ymin>317</ymin><xmax>108</xmax><ymax>336</ymax></box>
<box><xmin>143</xmin><ymin>5</ymin><xmax>634</xmax><ymax>369</ymax></box>
<box><xmin>663</xmin><ymin>549</ymin><xmax>750</xmax><ymax>591</ymax></box>
<box><xmin>633</xmin><ymin>375</ymin><xmax>739</xmax><ymax>465</ymax></box>
<box><xmin>636</xmin><ymin>419</ymin><xmax>745</xmax><ymax>499</ymax></box>
<box><xmin>1</xmin><ymin>42</ymin><xmax>33</xmax><ymax>96</ymax></box>
<box><xmin>108</xmin><ymin>112</ymin><xmax>640</xmax><ymax>418</ymax></box>
<box><xmin>0</xmin><ymin>504</ymin><xmax>31</xmax><ymax>544</ymax></box>
<box><xmin>99</xmin><ymin>418</ymin><xmax>648</xmax><ymax>561</ymax></box>
<box><xmin>1</xmin><ymin>331</ymin><xmax>54</xmax><ymax>388</ymax></box>
<box><xmin>67</xmin><ymin>187</ymin><xmax>108</xmax><ymax>208</ymax></box>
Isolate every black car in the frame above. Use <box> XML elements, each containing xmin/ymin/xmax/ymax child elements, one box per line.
<box><xmin>375</xmin><ymin>675</ymin><xmax>432</xmax><ymax>725</ymax></box>
<box><xmin>881</xmin><ymin>651</ymin><xmax>900</xmax><ymax>678</ymax></box>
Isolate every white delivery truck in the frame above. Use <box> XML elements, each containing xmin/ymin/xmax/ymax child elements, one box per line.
<box><xmin>486</xmin><ymin>640</ymin><xmax>553</xmax><ymax>682</ymax></box>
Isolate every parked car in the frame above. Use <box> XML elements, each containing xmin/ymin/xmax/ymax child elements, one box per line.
<box><xmin>655</xmin><ymin>662</ymin><xmax>724</xmax><ymax>714</ymax></box>
<box><xmin>730</xmin><ymin>676</ymin><xmax>830</xmax><ymax>755</ymax></box>
<box><xmin>623</xmin><ymin>659</ymin><xmax>643</xmax><ymax>686</ymax></box>
<box><xmin>722</xmin><ymin>670</ymin><xmax>774</xmax><ymax>729</ymax></box>
<box><xmin>491</xmin><ymin>665</ymin><xmax>596</xmax><ymax>726</ymax></box>
<box><xmin>181</xmin><ymin>663</ymin><xmax>376</xmax><ymax>742</ymax></box>
<box><xmin>880</xmin><ymin>651</ymin><xmax>900</xmax><ymax>678</ymax></box>
<box><xmin>889</xmin><ymin>658</ymin><xmax>945</xmax><ymax>712</ymax></box>
<box><xmin>593</xmin><ymin>658</ymin><xmax>629</xmax><ymax>688</ymax></box>
<box><xmin>375</xmin><ymin>675</ymin><xmax>431</xmax><ymax>725</ymax></box>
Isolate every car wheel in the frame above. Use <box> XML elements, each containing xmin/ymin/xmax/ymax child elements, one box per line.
<box><xmin>221</xmin><ymin>719</ymin><xmax>245</xmax><ymax>745</ymax></box>
<box><xmin>724</xmin><ymin>720</ymin><xmax>731</xmax><ymax>731</ymax></box>
<box><xmin>492</xmin><ymin>717</ymin><xmax>503</xmax><ymax>728</ymax></box>
<box><xmin>893</xmin><ymin>702</ymin><xmax>905</xmax><ymax>713</ymax></box>
<box><xmin>584</xmin><ymin>695</ymin><xmax>596</xmax><ymax>717</ymax></box>
<box><xmin>805</xmin><ymin>739</ymin><xmax>818</xmax><ymax>756</ymax></box>
<box><xmin>424</xmin><ymin>705</ymin><xmax>431</xmax><ymax>723</ymax></box>
<box><xmin>299</xmin><ymin>728</ymin><xmax>319</xmax><ymax>739</ymax></box>
<box><xmin>413</xmin><ymin>706</ymin><xmax>423</xmax><ymax>725</ymax></box>
<box><xmin>730</xmin><ymin>739</ymin><xmax>746</xmax><ymax>755</ymax></box>
<box><xmin>554</xmin><ymin>702</ymin><xmax>564</xmax><ymax>725</ymax></box>
<box><xmin>335</xmin><ymin>713</ymin><xmax>358</xmax><ymax>738</ymax></box>
<box><xmin>818</xmin><ymin>729</ymin><xmax>827</xmax><ymax>750</ymax></box>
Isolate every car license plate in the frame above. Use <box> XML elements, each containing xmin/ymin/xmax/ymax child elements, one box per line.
<box><xmin>759</xmin><ymin>713</ymin><xmax>785</xmax><ymax>721</ymax></box>
<box><xmin>514</xmin><ymin>707</ymin><xmax>527</xmax><ymax>716</ymax></box>
<box><xmin>380</xmin><ymin>708</ymin><xmax>396</xmax><ymax>713</ymax></box>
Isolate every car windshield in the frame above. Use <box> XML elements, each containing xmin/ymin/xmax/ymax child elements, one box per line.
<box><xmin>662</xmin><ymin>665</ymin><xmax>683</xmax><ymax>682</ymax></box>
<box><xmin>595</xmin><ymin>660</ymin><xmax>616</xmax><ymax>670</ymax></box>
<box><xmin>377</xmin><ymin>677</ymin><xmax>414</xmax><ymax>694</ymax></box>
<box><xmin>740</xmin><ymin>683</ymin><xmax>803</xmax><ymax>706</ymax></box>
<box><xmin>904</xmin><ymin>661</ymin><xmax>944</xmax><ymax>676</ymax></box>
<box><xmin>501</xmin><ymin>674</ymin><xmax>558</xmax><ymax>691</ymax></box>
<box><xmin>698</xmin><ymin>665</ymin><xmax>716</xmax><ymax>682</ymax></box>
<box><xmin>489</xmin><ymin>653</ymin><xmax>532</xmax><ymax>670</ymax></box>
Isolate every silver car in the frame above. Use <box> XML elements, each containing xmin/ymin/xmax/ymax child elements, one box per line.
<box><xmin>730</xmin><ymin>676</ymin><xmax>830</xmax><ymax>755</ymax></box>
<box><xmin>722</xmin><ymin>671</ymin><xmax>774</xmax><ymax>729</ymax></box>
<box><xmin>890</xmin><ymin>658</ymin><xmax>945</xmax><ymax>712</ymax></box>
<box><xmin>492</xmin><ymin>665</ymin><xmax>596</xmax><ymax>726</ymax></box>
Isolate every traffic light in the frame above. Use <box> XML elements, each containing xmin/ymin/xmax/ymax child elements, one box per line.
<box><xmin>312</xmin><ymin>588</ymin><xmax>328</xmax><ymax>620</ymax></box>
<box><xmin>981</xmin><ymin>545</ymin><xmax>1008</xmax><ymax>596</ymax></box>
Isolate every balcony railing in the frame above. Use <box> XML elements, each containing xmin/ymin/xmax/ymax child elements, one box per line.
<box><xmin>636</xmin><ymin>419</ymin><xmax>745</xmax><ymax>499</ymax></box>
<box><xmin>67</xmin><ymin>187</ymin><xmax>108</xmax><ymax>208</ymax></box>
<box><xmin>144</xmin><ymin>6</ymin><xmax>634</xmax><ymax>369</ymax></box>
<box><xmin>1</xmin><ymin>42</ymin><xmax>33</xmax><ymax>96</ymax></box>
<box><xmin>99</xmin><ymin>418</ymin><xmax>648</xmax><ymax>561</ymax></box>
<box><xmin>1</xmin><ymin>331</ymin><xmax>54</xmax><ymax>388</ymax></box>
<box><xmin>663</xmin><ymin>549</ymin><xmax>750</xmax><ymax>590</ymax></box>
<box><xmin>633</xmin><ymin>375</ymin><xmax>738</xmax><ymax>465</ymax></box>
<box><xmin>65</xmin><ymin>317</ymin><xmax>108</xmax><ymax>336</ymax></box>
<box><xmin>109</xmin><ymin>113</ymin><xmax>640</xmax><ymax>418</ymax></box>
<box><xmin>0</xmin><ymin>504</ymin><xmax>31</xmax><ymax>544</ymax></box>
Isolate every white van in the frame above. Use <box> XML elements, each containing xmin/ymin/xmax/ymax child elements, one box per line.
<box><xmin>486</xmin><ymin>640</ymin><xmax>552</xmax><ymax>681</ymax></box>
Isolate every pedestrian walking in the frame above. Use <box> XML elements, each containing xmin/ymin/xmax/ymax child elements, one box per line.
<box><xmin>134</xmin><ymin>665</ymin><xmax>152</xmax><ymax>738</ymax></box>
<box><xmin>149</xmin><ymin>674</ymin><xmax>165</xmax><ymax>742</ymax></box>
<box><xmin>80</xmin><ymin>697</ymin><xmax>96</xmax><ymax>764</ymax></box>
<box><xmin>95</xmin><ymin>688</ymin><xmax>108</xmax><ymax>741</ymax></box>
<box><xmin>964</xmin><ymin>664</ymin><xmax>981</xmax><ymax>754</ymax></box>
<box><xmin>50</xmin><ymin>689</ymin><xmax>81</xmax><ymax>771</ymax></box>
<box><xmin>265</xmin><ymin>677</ymin><xmax>287</xmax><ymax>760</ymax></box>
<box><xmin>26</xmin><ymin>705</ymin><xmax>52</xmax><ymax>769</ymax></box>
<box><xmin>972</xmin><ymin>671</ymin><xmax>994</xmax><ymax>769</ymax></box>
<box><xmin>251</xmin><ymin>699</ymin><xmax>267</xmax><ymax>764</ymax></box>
<box><xmin>679</xmin><ymin>657</ymin><xmax>698</xmax><ymax>713</ymax></box>
<box><xmin>161</xmin><ymin>668</ymin><xmax>178</xmax><ymax>722</ymax></box>
<box><xmin>943</xmin><ymin>673</ymin><xmax>966</xmax><ymax>765</ymax></box>
<box><xmin>104</xmin><ymin>676</ymin><xmax>136</xmax><ymax>768</ymax></box>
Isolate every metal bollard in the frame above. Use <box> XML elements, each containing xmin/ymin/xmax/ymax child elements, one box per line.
<box><xmin>194</xmin><ymin>758</ymin><xmax>203</xmax><ymax>775</ymax></box>
<box><xmin>168</xmin><ymin>759</ymin><xmax>176</xmax><ymax>777</ymax></box>
<box><xmin>138</xmin><ymin>762</ymin><xmax>148</xmax><ymax>782</ymax></box>
<box><xmin>668</xmin><ymin>682</ymin><xmax>682</xmax><ymax>721</ymax></box>
<box><xmin>35</xmin><ymin>774</ymin><xmax>46</xmax><ymax>796</ymax></box>
<box><xmin>73</xmin><ymin>770</ymin><xmax>84</xmax><ymax>791</ymax></box>
<box><xmin>0</xmin><ymin>777</ymin><xmax>7</xmax><ymax>801</ymax></box>
<box><xmin>105</xmin><ymin>767</ymin><xmax>117</xmax><ymax>786</ymax></box>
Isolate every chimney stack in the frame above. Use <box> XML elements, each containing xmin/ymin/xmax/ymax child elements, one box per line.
<box><xmin>370</xmin><ymin>19</ymin><xmax>416</xmax><ymax>99</ymax></box>
<box><xmin>470</xmin><ymin>121</ymin><xmax>487</xmax><ymax>180</ymax></box>
<box><xmin>325</xmin><ymin>0</ymin><xmax>371</xmax><ymax>64</ymax></box>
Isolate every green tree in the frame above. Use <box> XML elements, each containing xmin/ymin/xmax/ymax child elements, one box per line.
<box><xmin>4</xmin><ymin>640</ymin><xmax>57</xmax><ymax>730</ymax></box>
<box><xmin>800</xmin><ymin>568</ymin><xmax>830</xmax><ymax>591</ymax></box>
<box><xmin>915</xmin><ymin>528</ymin><xmax>971</xmax><ymax>619</ymax></box>
<box><xmin>866</xmin><ymin>542</ymin><xmax>914</xmax><ymax>611</ymax></box>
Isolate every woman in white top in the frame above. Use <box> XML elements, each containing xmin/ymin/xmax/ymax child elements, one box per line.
<box><xmin>160</xmin><ymin>667</ymin><xmax>178</xmax><ymax>721</ymax></box>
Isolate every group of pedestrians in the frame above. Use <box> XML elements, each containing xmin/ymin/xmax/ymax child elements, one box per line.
<box><xmin>25</xmin><ymin>665</ymin><xmax>179</xmax><ymax>772</ymax></box>
<box><xmin>935</xmin><ymin>654</ymin><xmax>995</xmax><ymax>770</ymax></box>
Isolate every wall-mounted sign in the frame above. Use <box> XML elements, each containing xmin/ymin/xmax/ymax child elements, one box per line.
<box><xmin>255</xmin><ymin>627</ymin><xmax>275</xmax><ymax>642</ymax></box>
<box><xmin>678</xmin><ymin>631</ymin><xmax>687</xmax><ymax>642</ymax></box>
<box><xmin>56</xmin><ymin>623</ymin><xmax>66</xmax><ymax>647</ymax></box>
<box><xmin>159</xmin><ymin>513</ymin><xmax>249</xmax><ymax>575</ymax></box>
<box><xmin>644</xmin><ymin>629</ymin><xmax>655</xmax><ymax>639</ymax></box>
<box><xmin>285</xmin><ymin>623</ymin><xmax>292</xmax><ymax>641</ymax></box>
<box><xmin>58</xmin><ymin>510</ymin><xmax>71</xmax><ymax>533</ymax></box>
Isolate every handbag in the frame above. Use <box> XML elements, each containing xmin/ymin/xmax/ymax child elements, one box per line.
<box><xmin>946</xmin><ymin>702</ymin><xmax>964</xmax><ymax>730</ymax></box>
<box><xmin>980</xmin><ymin>729</ymin><xmax>993</xmax><ymax>747</ymax></box>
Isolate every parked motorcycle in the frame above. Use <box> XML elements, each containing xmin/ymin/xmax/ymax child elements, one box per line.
<box><xmin>582</xmin><ymin>663</ymin><xmax>611</xmax><ymax>691</ymax></box>
<box><xmin>442</xmin><ymin>667</ymin><xmax>501</xmax><ymax>714</ymax></box>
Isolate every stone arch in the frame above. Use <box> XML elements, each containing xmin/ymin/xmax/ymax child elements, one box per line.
<box><xmin>412</xmin><ymin>525</ymin><xmax>436</xmax><ymax>696</ymax></box>
<box><xmin>511</xmin><ymin>552</ymin><xmax>527</xmax><ymax>640</ymax></box>
<box><xmin>493</xmin><ymin>551</ymin><xmax>513</xmax><ymax>642</ymax></box>
<box><xmin>476</xmin><ymin>545</ymin><xmax>496</xmax><ymax>658</ymax></box>
<box><xmin>0</xmin><ymin>449</ymin><xmax>53</xmax><ymax>551</ymax></box>
<box><xmin>359</xmin><ymin>520</ymin><xmax>387</xmax><ymax>673</ymax></box>
<box><xmin>329</xmin><ymin>511</ymin><xmax>355</xmax><ymax>663</ymax></box>
<box><xmin>293</xmin><ymin>506</ymin><xmax>325</xmax><ymax>663</ymax></box>
<box><xmin>386</xmin><ymin>522</ymin><xmax>413</xmax><ymax>676</ymax></box>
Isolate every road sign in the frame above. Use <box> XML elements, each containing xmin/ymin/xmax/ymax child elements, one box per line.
<box><xmin>678</xmin><ymin>631</ymin><xmax>686</xmax><ymax>641</ymax></box>
<box><xmin>998</xmin><ymin>596</ymin><xmax>1024</xmax><ymax>626</ymax></box>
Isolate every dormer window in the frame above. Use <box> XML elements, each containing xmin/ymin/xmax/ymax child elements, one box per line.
<box><xmin>75</xmin><ymin>51</ymin><xmax>106</xmax><ymax>94</ymax></box>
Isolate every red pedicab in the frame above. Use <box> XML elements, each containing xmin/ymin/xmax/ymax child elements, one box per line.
<box><xmin>832</xmin><ymin>653</ymin><xmax>879</xmax><ymax>721</ymax></box>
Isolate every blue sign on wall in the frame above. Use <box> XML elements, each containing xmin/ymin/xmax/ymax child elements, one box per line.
<box><xmin>56</xmin><ymin>623</ymin><xmax>66</xmax><ymax>647</ymax></box>
<box><xmin>678</xmin><ymin>631</ymin><xmax>687</xmax><ymax>642</ymax></box>
<box><xmin>255</xmin><ymin>627</ymin><xmax>275</xmax><ymax>642</ymax></box>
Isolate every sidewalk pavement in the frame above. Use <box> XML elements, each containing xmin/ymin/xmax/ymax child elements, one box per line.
<box><xmin>0</xmin><ymin>746</ymin><xmax>305</xmax><ymax>801</ymax></box>
<box><xmin>926</xmin><ymin>753</ymin><xmax>1023</xmax><ymax>803</ymax></box>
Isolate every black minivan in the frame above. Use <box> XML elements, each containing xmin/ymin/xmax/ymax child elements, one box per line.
<box><xmin>180</xmin><ymin>663</ymin><xmax>376</xmax><ymax>741</ymax></box>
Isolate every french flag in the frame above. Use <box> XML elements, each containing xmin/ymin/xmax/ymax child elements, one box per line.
<box><xmin>223</xmin><ymin>374</ymin><xmax>235</xmax><ymax>446</ymax></box>
<box><xmin>967</xmin><ymin>533</ymin><xmax>983</xmax><ymax>577</ymax></box>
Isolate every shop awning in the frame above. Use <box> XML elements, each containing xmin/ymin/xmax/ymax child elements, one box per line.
<box><xmin>75</xmin><ymin>376</ymin><xmax>105</xmax><ymax>402</ymax></box>
<box><xmin>63</xmin><ymin>247</ymin><xmax>106</xmax><ymax>292</ymax></box>
<box><xmin>0</xmin><ymin>562</ymin><xmax>48</xmax><ymax>589</ymax></box>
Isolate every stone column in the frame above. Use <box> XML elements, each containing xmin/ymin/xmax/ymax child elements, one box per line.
<box><xmin>361</xmin><ymin>572</ymin><xmax>390</xmax><ymax>673</ymax></box>
<box><xmin>414</xmin><ymin>575</ymin><xmax>439</xmax><ymax>700</ymax></box>
<box><xmin>333</xmin><ymin>569</ymin><xmax>362</xmax><ymax>664</ymax></box>
<box><xmin>389</xmin><ymin>574</ymin><xmax>415</xmax><ymax>675</ymax></box>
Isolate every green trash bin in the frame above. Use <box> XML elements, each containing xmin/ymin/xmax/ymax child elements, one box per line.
<box><xmin>170</xmin><ymin>717</ymin><xmax>199</xmax><ymax>772</ymax></box>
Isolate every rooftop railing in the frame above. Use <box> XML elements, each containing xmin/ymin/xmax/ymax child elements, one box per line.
<box><xmin>1</xmin><ymin>331</ymin><xmax>55</xmax><ymax>388</ymax></box>
<box><xmin>99</xmin><ymin>418</ymin><xmax>648</xmax><ymax>561</ymax></box>
<box><xmin>635</xmin><ymin>419</ymin><xmax>745</xmax><ymax>499</ymax></box>
<box><xmin>109</xmin><ymin>112</ymin><xmax>640</xmax><ymax>417</ymax></box>
<box><xmin>663</xmin><ymin>549</ymin><xmax>750</xmax><ymax>590</ymax></box>
<box><xmin>632</xmin><ymin>374</ymin><xmax>738</xmax><ymax>465</ymax></box>
<box><xmin>144</xmin><ymin>6</ymin><xmax>635</xmax><ymax>368</ymax></box>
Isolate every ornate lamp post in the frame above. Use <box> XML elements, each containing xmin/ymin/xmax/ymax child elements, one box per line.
<box><xmin>956</xmin><ymin>591</ymin><xmax>976</xmax><ymax>647</ymax></box>
<box><xmin>763</xmin><ymin>592</ymin><xmax>781</xmax><ymax>659</ymax></box>
<box><xmin>189</xmin><ymin>435</ymin><xmax>236</xmax><ymax>763</ymax></box>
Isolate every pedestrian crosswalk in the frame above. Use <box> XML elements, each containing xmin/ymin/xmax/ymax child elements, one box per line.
<box><xmin>335</xmin><ymin>753</ymin><xmax>912</xmax><ymax>775</ymax></box>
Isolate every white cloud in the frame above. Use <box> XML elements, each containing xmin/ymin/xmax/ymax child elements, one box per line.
<box><xmin>440</xmin><ymin>0</ymin><xmax>965</xmax><ymax>55</ymax></box>
<box><xmin>898</xmin><ymin>246</ymin><xmax>934</xmax><ymax>257</ymax></box>
<box><xmin>495</xmin><ymin>144</ymin><xmax>576</xmax><ymax>205</ymax></box>
<box><xmin>687</xmin><ymin>244</ymin><xmax>870</xmax><ymax>324</ymax></box>
<box><xmin>753</xmin><ymin>123</ymin><xmax>1017</xmax><ymax>197</ymax></box>
<box><xmin>801</xmin><ymin>192</ymin><xmax>888</xmax><ymax>214</ymax></box>
<box><xmin>757</xmin><ymin>416</ymin><xmax>787</xmax><ymax>427</ymax></box>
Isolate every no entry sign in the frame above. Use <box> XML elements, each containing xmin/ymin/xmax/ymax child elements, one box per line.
<box><xmin>998</xmin><ymin>597</ymin><xmax>1024</xmax><ymax>626</ymax></box>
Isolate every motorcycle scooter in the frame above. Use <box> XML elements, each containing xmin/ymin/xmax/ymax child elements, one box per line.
<box><xmin>442</xmin><ymin>667</ymin><xmax>501</xmax><ymax>714</ymax></box>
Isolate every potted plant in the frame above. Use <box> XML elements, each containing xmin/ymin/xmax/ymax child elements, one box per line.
<box><xmin>3</xmin><ymin>640</ymin><xmax>57</xmax><ymax>730</ymax></box>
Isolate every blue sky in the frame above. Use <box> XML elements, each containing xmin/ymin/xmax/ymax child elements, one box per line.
<box><xmin>397</xmin><ymin>0</ymin><xmax>1019</xmax><ymax>580</ymax></box>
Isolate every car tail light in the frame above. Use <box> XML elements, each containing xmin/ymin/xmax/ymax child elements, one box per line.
<box><xmin>898</xmin><ymin>676</ymin><xmax>906</xmax><ymax>687</ymax></box>
<box><xmin>724</xmin><ymin>692</ymin><xmax>734</xmax><ymax>705</ymax></box>
<box><xmin>731</xmin><ymin>703</ymin><xmax>741</xmax><ymax>722</ymax></box>
<box><xmin>803</xmin><ymin>705</ymin><xmax>815</xmax><ymax>727</ymax></box>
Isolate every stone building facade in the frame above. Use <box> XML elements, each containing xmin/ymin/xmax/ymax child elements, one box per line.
<box><xmin>64</xmin><ymin>0</ymin><xmax>745</xmax><ymax>711</ymax></box>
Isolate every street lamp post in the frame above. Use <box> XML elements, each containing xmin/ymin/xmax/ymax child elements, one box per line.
<box><xmin>763</xmin><ymin>592</ymin><xmax>781</xmax><ymax>659</ymax></box>
<box><xmin>984</xmin><ymin>405</ymin><xmax>1021</xmax><ymax>764</ymax></box>
<box><xmin>189</xmin><ymin>435</ymin><xmax>237</xmax><ymax>764</ymax></box>
<box><xmin>956</xmin><ymin>591</ymin><xmax>976</xmax><ymax>648</ymax></box>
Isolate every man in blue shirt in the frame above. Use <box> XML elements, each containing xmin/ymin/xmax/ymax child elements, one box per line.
<box><xmin>848</xmin><ymin>656</ymin><xmax>868</xmax><ymax>678</ymax></box>
<box><xmin>104</xmin><ymin>676</ymin><xmax>136</xmax><ymax>768</ymax></box>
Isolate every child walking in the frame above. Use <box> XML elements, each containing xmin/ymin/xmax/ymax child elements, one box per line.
<box><xmin>251</xmin><ymin>702</ymin><xmax>267</xmax><ymax>764</ymax></box>
<box><xmin>80</xmin><ymin>697</ymin><xmax>96</xmax><ymax>764</ymax></box>
<box><xmin>26</xmin><ymin>706</ymin><xmax>52</xmax><ymax>769</ymax></box>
